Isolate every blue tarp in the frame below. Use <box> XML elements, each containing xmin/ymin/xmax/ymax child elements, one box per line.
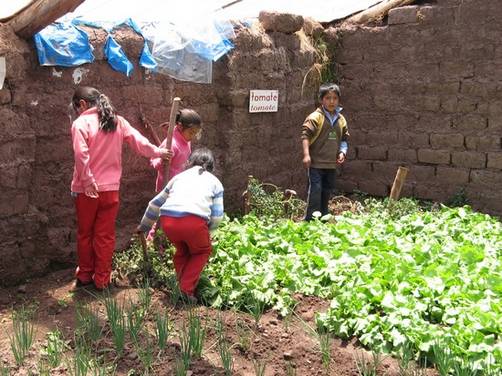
<box><xmin>34</xmin><ymin>23</ymin><xmax>94</xmax><ymax>67</ymax></box>
<box><xmin>33</xmin><ymin>2</ymin><xmax>235</xmax><ymax>83</ymax></box>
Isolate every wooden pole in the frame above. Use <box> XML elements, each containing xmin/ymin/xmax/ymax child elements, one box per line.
<box><xmin>138</xmin><ymin>232</ymin><xmax>150</xmax><ymax>275</ymax></box>
<box><xmin>162</xmin><ymin>97</ymin><xmax>181</xmax><ymax>185</ymax></box>
<box><xmin>9</xmin><ymin>0</ymin><xmax>84</xmax><ymax>39</ymax></box>
<box><xmin>345</xmin><ymin>0</ymin><xmax>415</xmax><ymax>25</ymax></box>
<box><xmin>389</xmin><ymin>166</ymin><xmax>409</xmax><ymax>201</ymax></box>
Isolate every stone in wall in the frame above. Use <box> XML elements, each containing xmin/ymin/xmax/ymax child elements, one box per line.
<box><xmin>332</xmin><ymin>0</ymin><xmax>502</xmax><ymax>215</ymax></box>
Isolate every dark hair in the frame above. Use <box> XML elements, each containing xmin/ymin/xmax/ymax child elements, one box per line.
<box><xmin>72</xmin><ymin>86</ymin><xmax>117</xmax><ymax>132</ymax></box>
<box><xmin>186</xmin><ymin>147</ymin><xmax>215</xmax><ymax>174</ymax></box>
<box><xmin>176</xmin><ymin>109</ymin><xmax>202</xmax><ymax>130</ymax></box>
<box><xmin>319</xmin><ymin>83</ymin><xmax>341</xmax><ymax>100</ymax></box>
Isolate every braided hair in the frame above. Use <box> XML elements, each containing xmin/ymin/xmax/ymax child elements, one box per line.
<box><xmin>186</xmin><ymin>148</ymin><xmax>215</xmax><ymax>175</ymax></box>
<box><xmin>72</xmin><ymin>86</ymin><xmax>118</xmax><ymax>132</ymax></box>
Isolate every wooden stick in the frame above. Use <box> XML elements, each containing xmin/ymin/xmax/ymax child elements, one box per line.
<box><xmin>9</xmin><ymin>0</ymin><xmax>84</xmax><ymax>39</ymax></box>
<box><xmin>242</xmin><ymin>175</ymin><xmax>254</xmax><ymax>215</ymax></box>
<box><xmin>162</xmin><ymin>97</ymin><xmax>181</xmax><ymax>185</ymax></box>
<box><xmin>389</xmin><ymin>166</ymin><xmax>409</xmax><ymax>201</ymax></box>
<box><xmin>139</xmin><ymin>107</ymin><xmax>162</xmax><ymax>146</ymax></box>
<box><xmin>346</xmin><ymin>0</ymin><xmax>415</xmax><ymax>25</ymax></box>
<box><xmin>138</xmin><ymin>232</ymin><xmax>150</xmax><ymax>275</ymax></box>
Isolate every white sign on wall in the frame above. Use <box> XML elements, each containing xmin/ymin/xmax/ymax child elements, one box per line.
<box><xmin>249</xmin><ymin>90</ymin><xmax>278</xmax><ymax>113</ymax></box>
<box><xmin>0</xmin><ymin>57</ymin><xmax>5</xmax><ymax>90</ymax></box>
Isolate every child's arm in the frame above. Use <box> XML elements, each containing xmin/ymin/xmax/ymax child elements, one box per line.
<box><xmin>138</xmin><ymin>186</ymin><xmax>170</xmax><ymax>232</ymax></box>
<box><xmin>150</xmin><ymin>138</ymin><xmax>168</xmax><ymax>170</ymax></box>
<box><xmin>301</xmin><ymin>117</ymin><xmax>317</xmax><ymax>169</ymax></box>
<box><xmin>302</xmin><ymin>139</ymin><xmax>311</xmax><ymax>168</ymax></box>
<box><xmin>121</xmin><ymin>117</ymin><xmax>164</xmax><ymax>158</ymax></box>
<box><xmin>71</xmin><ymin>122</ymin><xmax>96</xmax><ymax>190</ymax></box>
<box><xmin>337</xmin><ymin>117</ymin><xmax>350</xmax><ymax>164</ymax></box>
<box><xmin>208</xmin><ymin>189</ymin><xmax>224</xmax><ymax>231</ymax></box>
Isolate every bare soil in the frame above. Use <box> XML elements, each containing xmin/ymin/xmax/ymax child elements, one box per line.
<box><xmin>0</xmin><ymin>269</ymin><xmax>436</xmax><ymax>376</ymax></box>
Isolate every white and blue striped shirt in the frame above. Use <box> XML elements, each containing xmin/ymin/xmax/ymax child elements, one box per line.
<box><xmin>139</xmin><ymin>166</ymin><xmax>224</xmax><ymax>232</ymax></box>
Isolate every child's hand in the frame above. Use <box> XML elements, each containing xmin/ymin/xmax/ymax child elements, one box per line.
<box><xmin>303</xmin><ymin>155</ymin><xmax>311</xmax><ymax>169</ymax></box>
<box><xmin>159</xmin><ymin>148</ymin><xmax>173</xmax><ymax>161</ymax></box>
<box><xmin>336</xmin><ymin>152</ymin><xmax>346</xmax><ymax>164</ymax></box>
<box><xmin>84</xmin><ymin>182</ymin><xmax>99</xmax><ymax>198</ymax></box>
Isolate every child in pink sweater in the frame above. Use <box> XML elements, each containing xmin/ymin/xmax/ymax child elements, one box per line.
<box><xmin>150</xmin><ymin>109</ymin><xmax>202</xmax><ymax>191</ymax></box>
<box><xmin>71</xmin><ymin>86</ymin><xmax>170</xmax><ymax>290</ymax></box>
<box><xmin>147</xmin><ymin>109</ymin><xmax>202</xmax><ymax>241</ymax></box>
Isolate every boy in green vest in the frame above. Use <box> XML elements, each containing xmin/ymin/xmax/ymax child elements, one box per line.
<box><xmin>301</xmin><ymin>83</ymin><xmax>349</xmax><ymax>220</ymax></box>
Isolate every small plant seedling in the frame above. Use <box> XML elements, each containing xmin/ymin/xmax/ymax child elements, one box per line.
<box><xmin>9</xmin><ymin>306</ymin><xmax>35</xmax><ymax>366</ymax></box>
<box><xmin>155</xmin><ymin>310</ymin><xmax>170</xmax><ymax>350</ymax></box>
<box><xmin>354</xmin><ymin>351</ymin><xmax>383</xmax><ymax>376</ymax></box>
<box><xmin>252</xmin><ymin>359</ymin><xmax>267</xmax><ymax>376</ymax></box>
<box><xmin>76</xmin><ymin>303</ymin><xmax>102</xmax><ymax>342</ymax></box>
<box><xmin>43</xmin><ymin>328</ymin><xmax>66</xmax><ymax>368</ymax></box>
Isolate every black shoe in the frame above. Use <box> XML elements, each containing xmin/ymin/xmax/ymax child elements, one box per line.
<box><xmin>74</xmin><ymin>279</ymin><xmax>93</xmax><ymax>289</ymax></box>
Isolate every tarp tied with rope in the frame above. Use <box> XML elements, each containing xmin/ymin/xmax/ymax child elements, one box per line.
<box><xmin>31</xmin><ymin>0</ymin><xmax>385</xmax><ymax>83</ymax></box>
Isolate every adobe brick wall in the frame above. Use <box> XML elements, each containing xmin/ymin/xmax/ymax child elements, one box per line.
<box><xmin>0</xmin><ymin>19</ymin><xmax>315</xmax><ymax>285</ymax></box>
<box><xmin>333</xmin><ymin>0</ymin><xmax>502</xmax><ymax>215</ymax></box>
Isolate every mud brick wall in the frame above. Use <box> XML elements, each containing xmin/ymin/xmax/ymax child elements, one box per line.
<box><xmin>334</xmin><ymin>0</ymin><xmax>502</xmax><ymax>215</ymax></box>
<box><xmin>0</xmin><ymin>18</ymin><xmax>316</xmax><ymax>285</ymax></box>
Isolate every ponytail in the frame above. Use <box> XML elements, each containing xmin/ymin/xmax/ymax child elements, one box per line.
<box><xmin>71</xmin><ymin>86</ymin><xmax>117</xmax><ymax>132</ymax></box>
<box><xmin>186</xmin><ymin>147</ymin><xmax>215</xmax><ymax>174</ymax></box>
<box><xmin>97</xmin><ymin>93</ymin><xmax>117</xmax><ymax>132</ymax></box>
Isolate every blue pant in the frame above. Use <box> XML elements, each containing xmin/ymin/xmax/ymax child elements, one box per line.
<box><xmin>305</xmin><ymin>168</ymin><xmax>336</xmax><ymax>220</ymax></box>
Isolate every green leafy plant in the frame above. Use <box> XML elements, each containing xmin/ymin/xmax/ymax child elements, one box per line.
<box><xmin>446</xmin><ymin>187</ymin><xmax>469</xmax><ymax>207</ymax></box>
<box><xmin>245</xmin><ymin>177</ymin><xmax>305</xmax><ymax>219</ymax></box>
<box><xmin>9</xmin><ymin>306</ymin><xmax>35</xmax><ymax>366</ymax></box>
<box><xmin>115</xmin><ymin>200</ymin><xmax>502</xmax><ymax>371</ymax></box>
<box><xmin>43</xmin><ymin>328</ymin><xmax>66</xmax><ymax>368</ymax></box>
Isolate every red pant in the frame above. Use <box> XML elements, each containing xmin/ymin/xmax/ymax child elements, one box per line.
<box><xmin>75</xmin><ymin>191</ymin><xmax>119</xmax><ymax>289</ymax></box>
<box><xmin>160</xmin><ymin>215</ymin><xmax>212</xmax><ymax>296</ymax></box>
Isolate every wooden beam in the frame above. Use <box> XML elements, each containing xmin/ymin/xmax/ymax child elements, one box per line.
<box><xmin>9</xmin><ymin>0</ymin><xmax>85</xmax><ymax>39</ymax></box>
<box><xmin>389</xmin><ymin>166</ymin><xmax>409</xmax><ymax>201</ymax></box>
<box><xmin>346</xmin><ymin>0</ymin><xmax>415</xmax><ymax>25</ymax></box>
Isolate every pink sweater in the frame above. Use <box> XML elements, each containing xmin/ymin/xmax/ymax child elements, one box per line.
<box><xmin>150</xmin><ymin>126</ymin><xmax>191</xmax><ymax>192</ymax></box>
<box><xmin>71</xmin><ymin>107</ymin><xmax>163</xmax><ymax>193</ymax></box>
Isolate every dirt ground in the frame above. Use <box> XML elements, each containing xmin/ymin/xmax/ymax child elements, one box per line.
<box><xmin>0</xmin><ymin>268</ymin><xmax>436</xmax><ymax>376</ymax></box>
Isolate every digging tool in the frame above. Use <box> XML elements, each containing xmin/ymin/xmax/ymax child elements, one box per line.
<box><xmin>139</xmin><ymin>104</ymin><xmax>162</xmax><ymax>146</ymax></box>
<box><xmin>138</xmin><ymin>231</ymin><xmax>151</xmax><ymax>276</ymax></box>
<box><xmin>162</xmin><ymin>97</ymin><xmax>181</xmax><ymax>183</ymax></box>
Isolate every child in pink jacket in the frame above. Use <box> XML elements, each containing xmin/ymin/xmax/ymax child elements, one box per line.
<box><xmin>147</xmin><ymin>109</ymin><xmax>202</xmax><ymax>241</ymax></box>
<box><xmin>71</xmin><ymin>86</ymin><xmax>169</xmax><ymax>290</ymax></box>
